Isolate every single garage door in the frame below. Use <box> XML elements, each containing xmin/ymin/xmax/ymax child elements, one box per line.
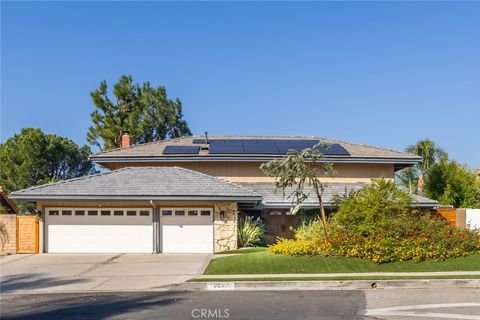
<box><xmin>160</xmin><ymin>208</ymin><xmax>213</xmax><ymax>253</ymax></box>
<box><xmin>45</xmin><ymin>208</ymin><xmax>153</xmax><ymax>253</ymax></box>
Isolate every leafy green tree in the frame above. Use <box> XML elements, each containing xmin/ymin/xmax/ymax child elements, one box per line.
<box><xmin>260</xmin><ymin>145</ymin><xmax>335</xmax><ymax>242</ymax></box>
<box><xmin>332</xmin><ymin>179</ymin><xmax>412</xmax><ymax>235</ymax></box>
<box><xmin>425</xmin><ymin>158</ymin><xmax>480</xmax><ymax>208</ymax></box>
<box><xmin>0</xmin><ymin>128</ymin><xmax>96</xmax><ymax>193</ymax></box>
<box><xmin>87</xmin><ymin>75</ymin><xmax>191</xmax><ymax>150</ymax></box>
<box><xmin>404</xmin><ymin>139</ymin><xmax>447</xmax><ymax>196</ymax></box>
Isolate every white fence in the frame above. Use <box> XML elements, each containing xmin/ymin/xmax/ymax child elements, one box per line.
<box><xmin>466</xmin><ymin>209</ymin><xmax>480</xmax><ymax>230</ymax></box>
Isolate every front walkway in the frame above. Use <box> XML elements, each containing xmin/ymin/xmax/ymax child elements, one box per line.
<box><xmin>0</xmin><ymin>253</ymin><xmax>212</xmax><ymax>293</ymax></box>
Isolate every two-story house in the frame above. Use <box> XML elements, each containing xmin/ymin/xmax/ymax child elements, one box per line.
<box><xmin>10</xmin><ymin>134</ymin><xmax>438</xmax><ymax>254</ymax></box>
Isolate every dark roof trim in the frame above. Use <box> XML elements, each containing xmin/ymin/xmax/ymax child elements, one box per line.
<box><xmin>9</xmin><ymin>194</ymin><xmax>262</xmax><ymax>203</ymax></box>
<box><xmin>0</xmin><ymin>188</ymin><xmax>18</xmax><ymax>213</ymax></box>
<box><xmin>92</xmin><ymin>156</ymin><xmax>421</xmax><ymax>165</ymax></box>
<box><xmin>259</xmin><ymin>201</ymin><xmax>438</xmax><ymax>209</ymax></box>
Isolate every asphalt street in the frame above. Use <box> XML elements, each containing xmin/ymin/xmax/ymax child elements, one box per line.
<box><xmin>1</xmin><ymin>288</ymin><xmax>480</xmax><ymax>320</ymax></box>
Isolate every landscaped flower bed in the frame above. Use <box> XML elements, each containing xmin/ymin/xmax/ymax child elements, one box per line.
<box><xmin>269</xmin><ymin>180</ymin><xmax>480</xmax><ymax>263</ymax></box>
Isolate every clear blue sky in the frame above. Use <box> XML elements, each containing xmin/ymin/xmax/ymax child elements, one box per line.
<box><xmin>2</xmin><ymin>1</ymin><xmax>479</xmax><ymax>167</ymax></box>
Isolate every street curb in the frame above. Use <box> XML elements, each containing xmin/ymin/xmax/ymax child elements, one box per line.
<box><xmin>180</xmin><ymin>279</ymin><xmax>480</xmax><ymax>291</ymax></box>
<box><xmin>2</xmin><ymin>279</ymin><xmax>479</xmax><ymax>295</ymax></box>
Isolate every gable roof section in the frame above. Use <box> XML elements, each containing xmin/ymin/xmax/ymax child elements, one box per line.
<box><xmin>9</xmin><ymin>167</ymin><xmax>261</xmax><ymax>202</ymax></box>
<box><xmin>90</xmin><ymin>136</ymin><xmax>421</xmax><ymax>168</ymax></box>
<box><xmin>242</xmin><ymin>182</ymin><xmax>439</xmax><ymax>209</ymax></box>
<box><xmin>0</xmin><ymin>187</ymin><xmax>18</xmax><ymax>213</ymax></box>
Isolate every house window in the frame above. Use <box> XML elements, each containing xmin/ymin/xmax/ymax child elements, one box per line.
<box><xmin>126</xmin><ymin>210</ymin><xmax>136</xmax><ymax>216</ymax></box>
<box><xmin>88</xmin><ymin>210</ymin><xmax>98</xmax><ymax>216</ymax></box>
<box><xmin>269</xmin><ymin>211</ymin><xmax>282</xmax><ymax>216</ymax></box>
<box><xmin>188</xmin><ymin>210</ymin><xmax>198</xmax><ymax>216</ymax></box>
<box><xmin>62</xmin><ymin>210</ymin><xmax>72</xmax><ymax>216</ymax></box>
<box><xmin>75</xmin><ymin>210</ymin><xmax>85</xmax><ymax>216</ymax></box>
<box><xmin>162</xmin><ymin>210</ymin><xmax>173</xmax><ymax>216</ymax></box>
<box><xmin>175</xmin><ymin>210</ymin><xmax>185</xmax><ymax>216</ymax></box>
<box><xmin>101</xmin><ymin>210</ymin><xmax>111</xmax><ymax>216</ymax></box>
<box><xmin>139</xmin><ymin>210</ymin><xmax>150</xmax><ymax>216</ymax></box>
<box><xmin>200</xmin><ymin>210</ymin><xmax>211</xmax><ymax>216</ymax></box>
<box><xmin>114</xmin><ymin>210</ymin><xmax>124</xmax><ymax>216</ymax></box>
<box><xmin>49</xmin><ymin>210</ymin><xmax>59</xmax><ymax>216</ymax></box>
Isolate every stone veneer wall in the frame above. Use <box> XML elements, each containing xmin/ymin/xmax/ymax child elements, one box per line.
<box><xmin>0</xmin><ymin>214</ymin><xmax>17</xmax><ymax>254</ymax></box>
<box><xmin>213</xmin><ymin>202</ymin><xmax>238</xmax><ymax>252</ymax></box>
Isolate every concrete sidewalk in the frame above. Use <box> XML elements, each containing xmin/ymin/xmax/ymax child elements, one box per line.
<box><xmin>196</xmin><ymin>271</ymin><xmax>480</xmax><ymax>279</ymax></box>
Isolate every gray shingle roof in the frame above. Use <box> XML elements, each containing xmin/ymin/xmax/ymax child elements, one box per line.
<box><xmin>241</xmin><ymin>182</ymin><xmax>365</xmax><ymax>207</ymax></box>
<box><xmin>10</xmin><ymin>167</ymin><xmax>261</xmax><ymax>201</ymax></box>
<box><xmin>240</xmin><ymin>183</ymin><xmax>439</xmax><ymax>208</ymax></box>
<box><xmin>91</xmin><ymin>135</ymin><xmax>421</xmax><ymax>162</ymax></box>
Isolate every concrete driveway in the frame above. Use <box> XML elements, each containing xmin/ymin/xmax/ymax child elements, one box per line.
<box><xmin>0</xmin><ymin>253</ymin><xmax>211</xmax><ymax>293</ymax></box>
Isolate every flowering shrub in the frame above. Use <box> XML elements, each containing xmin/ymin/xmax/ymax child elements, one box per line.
<box><xmin>269</xmin><ymin>180</ymin><xmax>480</xmax><ymax>263</ymax></box>
<box><xmin>295</xmin><ymin>218</ymin><xmax>325</xmax><ymax>241</ymax></box>
<box><xmin>269</xmin><ymin>238</ymin><xmax>335</xmax><ymax>256</ymax></box>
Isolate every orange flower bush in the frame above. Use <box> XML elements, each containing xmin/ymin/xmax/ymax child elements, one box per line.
<box><xmin>269</xmin><ymin>180</ymin><xmax>480</xmax><ymax>263</ymax></box>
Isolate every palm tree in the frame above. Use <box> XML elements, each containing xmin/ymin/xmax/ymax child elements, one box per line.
<box><xmin>397</xmin><ymin>166</ymin><xmax>418</xmax><ymax>194</ymax></box>
<box><xmin>406</xmin><ymin>139</ymin><xmax>447</xmax><ymax>196</ymax></box>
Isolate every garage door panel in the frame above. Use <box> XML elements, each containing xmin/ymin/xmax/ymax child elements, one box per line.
<box><xmin>161</xmin><ymin>225</ymin><xmax>213</xmax><ymax>253</ymax></box>
<box><xmin>48</xmin><ymin>225</ymin><xmax>153</xmax><ymax>253</ymax></box>
<box><xmin>45</xmin><ymin>208</ymin><xmax>153</xmax><ymax>253</ymax></box>
<box><xmin>160</xmin><ymin>209</ymin><xmax>214</xmax><ymax>254</ymax></box>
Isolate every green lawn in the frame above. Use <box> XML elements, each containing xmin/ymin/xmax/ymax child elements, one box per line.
<box><xmin>205</xmin><ymin>248</ymin><xmax>480</xmax><ymax>275</ymax></box>
<box><xmin>216</xmin><ymin>247</ymin><xmax>267</xmax><ymax>254</ymax></box>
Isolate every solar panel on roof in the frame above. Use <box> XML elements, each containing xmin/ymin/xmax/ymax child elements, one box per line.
<box><xmin>163</xmin><ymin>145</ymin><xmax>200</xmax><ymax>154</ymax></box>
<box><xmin>276</xmin><ymin>140</ymin><xmax>319</xmax><ymax>153</ymax></box>
<box><xmin>243</xmin><ymin>140</ymin><xmax>280</xmax><ymax>154</ymax></box>
<box><xmin>194</xmin><ymin>139</ymin><xmax>349</xmax><ymax>156</ymax></box>
<box><xmin>192</xmin><ymin>139</ymin><xmax>209</xmax><ymax>144</ymax></box>
<box><xmin>209</xmin><ymin>140</ymin><xmax>244</xmax><ymax>154</ymax></box>
<box><xmin>320</xmin><ymin>143</ymin><xmax>350</xmax><ymax>155</ymax></box>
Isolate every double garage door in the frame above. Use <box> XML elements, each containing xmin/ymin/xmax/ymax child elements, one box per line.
<box><xmin>45</xmin><ymin>207</ymin><xmax>214</xmax><ymax>253</ymax></box>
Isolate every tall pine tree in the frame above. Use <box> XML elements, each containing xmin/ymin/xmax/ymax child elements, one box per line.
<box><xmin>87</xmin><ymin>75</ymin><xmax>191</xmax><ymax>150</ymax></box>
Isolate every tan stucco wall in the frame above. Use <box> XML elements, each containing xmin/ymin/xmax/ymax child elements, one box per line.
<box><xmin>105</xmin><ymin>162</ymin><xmax>395</xmax><ymax>183</ymax></box>
<box><xmin>0</xmin><ymin>214</ymin><xmax>17</xmax><ymax>254</ymax></box>
<box><xmin>213</xmin><ymin>202</ymin><xmax>238</xmax><ymax>252</ymax></box>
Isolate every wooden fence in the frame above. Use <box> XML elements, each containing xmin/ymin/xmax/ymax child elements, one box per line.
<box><xmin>16</xmin><ymin>215</ymin><xmax>39</xmax><ymax>253</ymax></box>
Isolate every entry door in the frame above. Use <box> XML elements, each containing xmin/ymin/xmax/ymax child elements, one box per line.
<box><xmin>266</xmin><ymin>210</ymin><xmax>295</xmax><ymax>239</ymax></box>
<box><xmin>160</xmin><ymin>208</ymin><xmax>213</xmax><ymax>253</ymax></box>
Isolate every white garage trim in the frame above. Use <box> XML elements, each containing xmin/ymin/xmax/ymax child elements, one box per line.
<box><xmin>160</xmin><ymin>207</ymin><xmax>214</xmax><ymax>253</ymax></box>
<box><xmin>44</xmin><ymin>207</ymin><xmax>153</xmax><ymax>253</ymax></box>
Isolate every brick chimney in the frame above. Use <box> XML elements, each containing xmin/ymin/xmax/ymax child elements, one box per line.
<box><xmin>121</xmin><ymin>132</ymin><xmax>131</xmax><ymax>148</ymax></box>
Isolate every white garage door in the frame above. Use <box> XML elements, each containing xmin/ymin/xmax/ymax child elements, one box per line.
<box><xmin>160</xmin><ymin>208</ymin><xmax>213</xmax><ymax>253</ymax></box>
<box><xmin>45</xmin><ymin>208</ymin><xmax>153</xmax><ymax>253</ymax></box>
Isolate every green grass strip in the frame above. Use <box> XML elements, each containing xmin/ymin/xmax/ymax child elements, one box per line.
<box><xmin>206</xmin><ymin>249</ymin><xmax>480</xmax><ymax>275</ymax></box>
<box><xmin>189</xmin><ymin>275</ymin><xmax>480</xmax><ymax>282</ymax></box>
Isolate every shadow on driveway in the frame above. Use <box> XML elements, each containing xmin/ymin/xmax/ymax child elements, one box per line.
<box><xmin>0</xmin><ymin>274</ymin><xmax>88</xmax><ymax>293</ymax></box>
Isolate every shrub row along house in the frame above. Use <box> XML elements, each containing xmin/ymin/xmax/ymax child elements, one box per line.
<box><xmin>10</xmin><ymin>134</ymin><xmax>438</xmax><ymax>254</ymax></box>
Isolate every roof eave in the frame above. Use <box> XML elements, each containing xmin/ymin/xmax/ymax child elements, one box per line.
<box><xmin>259</xmin><ymin>201</ymin><xmax>439</xmax><ymax>209</ymax></box>
<box><xmin>9</xmin><ymin>194</ymin><xmax>262</xmax><ymax>203</ymax></box>
<box><xmin>91</xmin><ymin>156</ymin><xmax>421</xmax><ymax>165</ymax></box>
